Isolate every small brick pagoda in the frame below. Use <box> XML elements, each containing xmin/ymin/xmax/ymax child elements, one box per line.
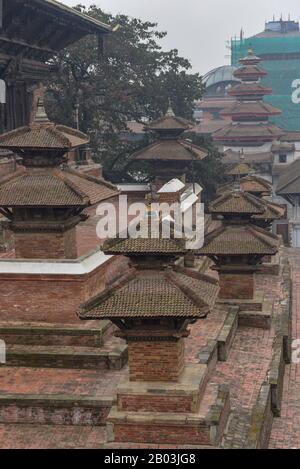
<box><xmin>197</xmin><ymin>188</ymin><xmax>279</xmax><ymax>300</ymax></box>
<box><xmin>131</xmin><ymin>105</ymin><xmax>207</xmax><ymax>187</ymax></box>
<box><xmin>0</xmin><ymin>99</ymin><xmax>119</xmax><ymax>259</ymax></box>
<box><xmin>79</xmin><ymin>213</ymin><xmax>224</xmax><ymax>445</ymax></box>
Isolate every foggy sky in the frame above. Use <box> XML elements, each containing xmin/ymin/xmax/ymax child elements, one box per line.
<box><xmin>64</xmin><ymin>0</ymin><xmax>300</xmax><ymax>75</ymax></box>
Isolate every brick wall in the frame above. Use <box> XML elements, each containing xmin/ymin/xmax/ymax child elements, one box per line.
<box><xmin>0</xmin><ymin>256</ymin><xmax>130</xmax><ymax>324</ymax></box>
<box><xmin>112</xmin><ymin>422</ymin><xmax>211</xmax><ymax>446</ymax></box>
<box><xmin>117</xmin><ymin>394</ymin><xmax>196</xmax><ymax>413</ymax></box>
<box><xmin>219</xmin><ymin>272</ymin><xmax>254</xmax><ymax>299</ymax></box>
<box><xmin>127</xmin><ymin>338</ymin><xmax>184</xmax><ymax>382</ymax></box>
<box><xmin>14</xmin><ymin>228</ymin><xmax>77</xmax><ymax>260</ymax></box>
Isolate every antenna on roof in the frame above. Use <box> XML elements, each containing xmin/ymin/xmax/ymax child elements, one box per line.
<box><xmin>288</xmin><ymin>13</ymin><xmax>291</xmax><ymax>21</ymax></box>
<box><xmin>273</xmin><ymin>14</ymin><xmax>275</xmax><ymax>21</ymax></box>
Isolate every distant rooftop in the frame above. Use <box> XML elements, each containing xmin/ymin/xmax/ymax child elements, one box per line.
<box><xmin>203</xmin><ymin>66</ymin><xmax>239</xmax><ymax>89</ymax></box>
<box><xmin>254</xmin><ymin>19</ymin><xmax>300</xmax><ymax>38</ymax></box>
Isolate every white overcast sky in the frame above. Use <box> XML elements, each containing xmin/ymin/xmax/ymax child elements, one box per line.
<box><xmin>64</xmin><ymin>0</ymin><xmax>300</xmax><ymax>75</ymax></box>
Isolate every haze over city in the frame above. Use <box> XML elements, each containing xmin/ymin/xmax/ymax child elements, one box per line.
<box><xmin>64</xmin><ymin>0</ymin><xmax>300</xmax><ymax>74</ymax></box>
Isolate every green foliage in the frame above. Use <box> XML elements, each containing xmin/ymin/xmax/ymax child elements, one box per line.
<box><xmin>185</xmin><ymin>133</ymin><xmax>226</xmax><ymax>204</ymax></box>
<box><xmin>46</xmin><ymin>5</ymin><xmax>203</xmax><ymax>160</ymax></box>
<box><xmin>46</xmin><ymin>4</ymin><xmax>222</xmax><ymax>196</ymax></box>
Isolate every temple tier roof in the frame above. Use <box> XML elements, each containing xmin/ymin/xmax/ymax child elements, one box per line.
<box><xmin>218</xmin><ymin>175</ymin><xmax>272</xmax><ymax>196</ymax></box>
<box><xmin>277</xmin><ymin>158</ymin><xmax>300</xmax><ymax>195</ymax></box>
<box><xmin>220</xmin><ymin>101</ymin><xmax>281</xmax><ymax>119</ymax></box>
<box><xmin>146</xmin><ymin>106</ymin><xmax>192</xmax><ymax>136</ymax></box>
<box><xmin>228</xmin><ymin>83</ymin><xmax>272</xmax><ymax>98</ymax></box>
<box><xmin>132</xmin><ymin>139</ymin><xmax>207</xmax><ymax>162</ymax></box>
<box><xmin>78</xmin><ymin>266</ymin><xmax>219</xmax><ymax>320</ymax></box>
<box><xmin>213</xmin><ymin>186</ymin><xmax>284</xmax><ymax>221</ymax></box>
<box><xmin>234</xmin><ymin>65</ymin><xmax>268</xmax><ymax>81</ymax></box>
<box><xmin>222</xmin><ymin>149</ymin><xmax>273</xmax><ymax>165</ymax></box>
<box><xmin>0</xmin><ymin>168</ymin><xmax>118</xmax><ymax>207</ymax></box>
<box><xmin>209</xmin><ymin>190</ymin><xmax>266</xmax><ymax>215</ymax></box>
<box><xmin>196</xmin><ymin>223</ymin><xmax>279</xmax><ymax>256</ymax></box>
<box><xmin>0</xmin><ymin>99</ymin><xmax>119</xmax><ymax>208</ymax></box>
<box><xmin>213</xmin><ymin>122</ymin><xmax>284</xmax><ymax>143</ymax></box>
<box><xmin>130</xmin><ymin>106</ymin><xmax>207</xmax><ymax>165</ymax></box>
<box><xmin>0</xmin><ymin>100</ymin><xmax>88</xmax><ymax>152</ymax></box>
<box><xmin>224</xmin><ymin>162</ymin><xmax>253</xmax><ymax>176</ymax></box>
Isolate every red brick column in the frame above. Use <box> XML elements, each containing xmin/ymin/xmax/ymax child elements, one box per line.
<box><xmin>218</xmin><ymin>271</ymin><xmax>254</xmax><ymax>300</ymax></box>
<box><xmin>127</xmin><ymin>338</ymin><xmax>185</xmax><ymax>382</ymax></box>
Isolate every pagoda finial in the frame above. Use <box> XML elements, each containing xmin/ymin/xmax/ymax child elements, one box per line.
<box><xmin>247</xmin><ymin>45</ymin><xmax>253</xmax><ymax>56</ymax></box>
<box><xmin>166</xmin><ymin>98</ymin><xmax>175</xmax><ymax>117</ymax></box>
<box><xmin>34</xmin><ymin>98</ymin><xmax>50</xmax><ymax>124</ymax></box>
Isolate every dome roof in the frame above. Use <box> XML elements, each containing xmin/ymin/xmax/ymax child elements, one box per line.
<box><xmin>203</xmin><ymin>65</ymin><xmax>240</xmax><ymax>89</ymax></box>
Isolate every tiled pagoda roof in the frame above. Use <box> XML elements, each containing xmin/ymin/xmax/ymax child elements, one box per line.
<box><xmin>197</xmin><ymin>223</ymin><xmax>279</xmax><ymax>256</ymax></box>
<box><xmin>220</xmin><ymin>101</ymin><xmax>281</xmax><ymax>119</ymax></box>
<box><xmin>78</xmin><ymin>266</ymin><xmax>219</xmax><ymax>320</ymax></box>
<box><xmin>0</xmin><ymin>103</ymin><xmax>88</xmax><ymax>151</ymax></box>
<box><xmin>234</xmin><ymin>65</ymin><xmax>268</xmax><ymax>80</ymax></box>
<box><xmin>0</xmin><ymin>167</ymin><xmax>119</xmax><ymax>207</ymax></box>
<box><xmin>224</xmin><ymin>162</ymin><xmax>253</xmax><ymax>176</ymax></box>
<box><xmin>209</xmin><ymin>190</ymin><xmax>266</xmax><ymax>215</ymax></box>
<box><xmin>218</xmin><ymin>176</ymin><xmax>272</xmax><ymax>196</ymax></box>
<box><xmin>228</xmin><ymin>83</ymin><xmax>272</xmax><ymax>98</ymax></box>
<box><xmin>238</xmin><ymin>175</ymin><xmax>272</xmax><ymax>194</ymax></box>
<box><xmin>213</xmin><ymin>122</ymin><xmax>284</xmax><ymax>143</ymax></box>
<box><xmin>146</xmin><ymin>106</ymin><xmax>192</xmax><ymax>134</ymax></box>
<box><xmin>222</xmin><ymin>149</ymin><xmax>273</xmax><ymax>165</ymax></box>
<box><xmin>102</xmin><ymin>234</ymin><xmax>187</xmax><ymax>257</ymax></box>
<box><xmin>132</xmin><ymin>139</ymin><xmax>207</xmax><ymax>162</ymax></box>
<box><xmin>252</xmin><ymin>200</ymin><xmax>285</xmax><ymax>221</ymax></box>
<box><xmin>277</xmin><ymin>158</ymin><xmax>300</xmax><ymax>195</ymax></box>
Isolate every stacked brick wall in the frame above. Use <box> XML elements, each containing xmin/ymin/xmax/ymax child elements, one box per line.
<box><xmin>219</xmin><ymin>272</ymin><xmax>254</xmax><ymax>299</ymax></box>
<box><xmin>14</xmin><ymin>228</ymin><xmax>77</xmax><ymax>260</ymax></box>
<box><xmin>128</xmin><ymin>339</ymin><xmax>184</xmax><ymax>382</ymax></box>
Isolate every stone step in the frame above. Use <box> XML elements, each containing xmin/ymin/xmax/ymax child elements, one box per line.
<box><xmin>2</xmin><ymin>341</ymin><xmax>127</xmax><ymax>370</ymax></box>
<box><xmin>0</xmin><ymin>423</ymin><xmax>107</xmax><ymax>448</ymax></box>
<box><xmin>0</xmin><ymin>366</ymin><xmax>120</xmax><ymax>427</ymax></box>
<box><xmin>0</xmin><ymin>320</ymin><xmax>113</xmax><ymax>347</ymax></box>
<box><xmin>217</xmin><ymin>307</ymin><xmax>239</xmax><ymax>361</ymax></box>
<box><xmin>0</xmin><ymin>395</ymin><xmax>113</xmax><ymax>427</ymax></box>
<box><xmin>238</xmin><ymin>299</ymin><xmax>273</xmax><ymax>330</ymax></box>
<box><xmin>107</xmin><ymin>384</ymin><xmax>230</xmax><ymax>447</ymax></box>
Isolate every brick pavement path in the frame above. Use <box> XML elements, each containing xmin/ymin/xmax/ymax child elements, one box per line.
<box><xmin>269</xmin><ymin>248</ymin><xmax>300</xmax><ymax>449</ymax></box>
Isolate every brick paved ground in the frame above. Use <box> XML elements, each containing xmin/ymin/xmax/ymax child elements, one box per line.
<box><xmin>269</xmin><ymin>248</ymin><xmax>300</xmax><ymax>449</ymax></box>
<box><xmin>0</xmin><ymin>250</ymin><xmax>294</xmax><ymax>449</ymax></box>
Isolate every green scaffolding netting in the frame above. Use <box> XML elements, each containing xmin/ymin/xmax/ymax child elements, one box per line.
<box><xmin>231</xmin><ymin>37</ymin><xmax>300</xmax><ymax>131</ymax></box>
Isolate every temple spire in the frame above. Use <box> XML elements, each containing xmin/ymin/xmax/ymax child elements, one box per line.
<box><xmin>165</xmin><ymin>98</ymin><xmax>175</xmax><ymax>117</ymax></box>
<box><xmin>34</xmin><ymin>97</ymin><xmax>50</xmax><ymax>124</ymax></box>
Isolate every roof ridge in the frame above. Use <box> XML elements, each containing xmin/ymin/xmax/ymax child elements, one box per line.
<box><xmin>65</xmin><ymin>167</ymin><xmax>119</xmax><ymax>192</ymax></box>
<box><xmin>172</xmin><ymin>265</ymin><xmax>219</xmax><ymax>285</ymax></box>
<box><xmin>52</xmin><ymin>169</ymin><xmax>89</xmax><ymax>204</ymax></box>
<box><xmin>164</xmin><ymin>269</ymin><xmax>209</xmax><ymax>315</ymax></box>
<box><xmin>247</xmin><ymin>224</ymin><xmax>279</xmax><ymax>247</ymax></box>
<box><xmin>78</xmin><ymin>269</ymin><xmax>136</xmax><ymax>317</ymax></box>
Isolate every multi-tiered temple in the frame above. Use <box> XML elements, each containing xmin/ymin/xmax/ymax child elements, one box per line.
<box><xmin>214</xmin><ymin>48</ymin><xmax>284</xmax><ymax>150</ymax></box>
<box><xmin>197</xmin><ymin>188</ymin><xmax>279</xmax><ymax>300</ymax></box>
<box><xmin>0</xmin><ymin>99</ymin><xmax>118</xmax><ymax>259</ymax></box>
<box><xmin>131</xmin><ymin>106</ymin><xmax>207</xmax><ymax>187</ymax></box>
<box><xmin>79</xmin><ymin>214</ymin><xmax>224</xmax><ymax>445</ymax></box>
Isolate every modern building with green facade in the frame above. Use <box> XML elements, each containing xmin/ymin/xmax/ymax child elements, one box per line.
<box><xmin>231</xmin><ymin>19</ymin><xmax>300</xmax><ymax>131</ymax></box>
